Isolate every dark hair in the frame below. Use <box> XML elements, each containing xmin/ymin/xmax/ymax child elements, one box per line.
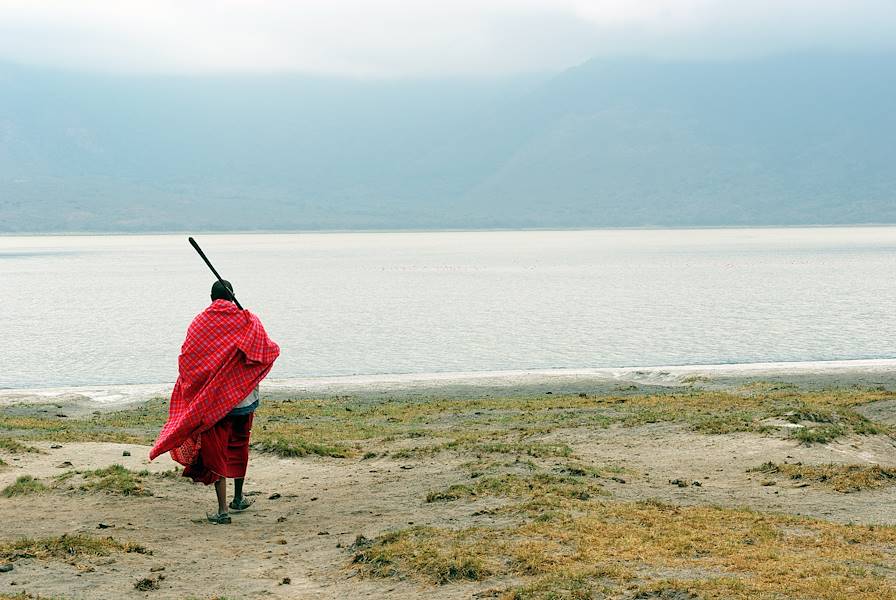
<box><xmin>211</xmin><ymin>280</ymin><xmax>235</xmax><ymax>302</ymax></box>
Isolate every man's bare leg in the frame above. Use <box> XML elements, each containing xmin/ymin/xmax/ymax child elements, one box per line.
<box><xmin>214</xmin><ymin>478</ymin><xmax>227</xmax><ymax>515</ymax></box>
<box><xmin>228</xmin><ymin>477</ymin><xmax>252</xmax><ymax>511</ymax></box>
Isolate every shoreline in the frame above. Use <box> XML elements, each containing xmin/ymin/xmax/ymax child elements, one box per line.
<box><xmin>4</xmin><ymin>357</ymin><xmax>896</xmax><ymax>408</ymax></box>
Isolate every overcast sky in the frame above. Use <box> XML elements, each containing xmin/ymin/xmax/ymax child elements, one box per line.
<box><xmin>1</xmin><ymin>1</ymin><xmax>894</xmax><ymax>78</ymax></box>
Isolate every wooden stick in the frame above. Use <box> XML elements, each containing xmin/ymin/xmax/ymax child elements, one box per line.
<box><xmin>188</xmin><ymin>236</ymin><xmax>243</xmax><ymax>310</ymax></box>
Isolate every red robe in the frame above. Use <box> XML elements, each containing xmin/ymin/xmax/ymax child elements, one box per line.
<box><xmin>149</xmin><ymin>300</ymin><xmax>280</xmax><ymax>465</ymax></box>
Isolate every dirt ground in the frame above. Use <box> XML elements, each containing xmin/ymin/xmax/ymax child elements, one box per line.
<box><xmin>2</xmin><ymin>431</ymin><xmax>895</xmax><ymax>599</ymax></box>
<box><xmin>1</xmin><ymin>374</ymin><xmax>896</xmax><ymax>599</ymax></box>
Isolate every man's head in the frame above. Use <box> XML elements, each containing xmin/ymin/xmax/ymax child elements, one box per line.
<box><xmin>211</xmin><ymin>280</ymin><xmax>235</xmax><ymax>302</ymax></box>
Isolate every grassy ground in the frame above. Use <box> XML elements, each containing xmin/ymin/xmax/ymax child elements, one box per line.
<box><xmin>0</xmin><ymin>387</ymin><xmax>889</xmax><ymax>456</ymax></box>
<box><xmin>1</xmin><ymin>465</ymin><xmax>186</xmax><ymax>498</ymax></box>
<box><xmin>1</xmin><ymin>384</ymin><xmax>895</xmax><ymax>598</ymax></box>
<box><xmin>748</xmin><ymin>461</ymin><xmax>896</xmax><ymax>493</ymax></box>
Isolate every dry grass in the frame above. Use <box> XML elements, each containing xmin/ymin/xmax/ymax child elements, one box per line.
<box><xmin>0</xmin><ymin>533</ymin><xmax>150</xmax><ymax>564</ymax></box>
<box><xmin>354</xmin><ymin>500</ymin><xmax>896</xmax><ymax>599</ymax></box>
<box><xmin>426</xmin><ymin>472</ymin><xmax>603</xmax><ymax>504</ymax></box>
<box><xmin>351</xmin><ymin>398</ymin><xmax>896</xmax><ymax>600</ymax></box>
<box><xmin>748</xmin><ymin>461</ymin><xmax>896</xmax><ymax>492</ymax></box>
<box><xmin>0</xmin><ymin>386</ymin><xmax>894</xmax><ymax>598</ymax></box>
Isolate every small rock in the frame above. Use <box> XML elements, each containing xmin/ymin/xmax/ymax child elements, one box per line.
<box><xmin>691</xmin><ymin>481</ymin><xmax>702</xmax><ymax>487</ymax></box>
<box><xmin>281</xmin><ymin>577</ymin><xmax>291</xmax><ymax>585</ymax></box>
<box><xmin>669</xmin><ymin>479</ymin><xmax>689</xmax><ymax>488</ymax></box>
<box><xmin>610</xmin><ymin>477</ymin><xmax>626</xmax><ymax>484</ymax></box>
<box><xmin>0</xmin><ymin>564</ymin><xmax>13</xmax><ymax>573</ymax></box>
<box><xmin>317</xmin><ymin>531</ymin><xmax>329</xmax><ymax>536</ymax></box>
<box><xmin>50</xmin><ymin>444</ymin><xmax>63</xmax><ymax>449</ymax></box>
<box><xmin>578</xmin><ymin>393</ymin><xmax>587</xmax><ymax>398</ymax></box>
<box><xmin>149</xmin><ymin>566</ymin><xmax>165</xmax><ymax>573</ymax></box>
<box><xmin>97</xmin><ymin>523</ymin><xmax>113</xmax><ymax>529</ymax></box>
<box><xmin>133</xmin><ymin>577</ymin><xmax>159</xmax><ymax>591</ymax></box>
<box><xmin>57</xmin><ymin>461</ymin><xmax>73</xmax><ymax>468</ymax></box>
<box><xmin>276</xmin><ymin>516</ymin><xmax>287</xmax><ymax>523</ymax></box>
<box><xmin>56</xmin><ymin>414</ymin><xmax>68</xmax><ymax>418</ymax></box>
<box><xmin>268</xmin><ymin>493</ymin><xmax>281</xmax><ymax>500</ymax></box>
<box><xmin>310</xmin><ymin>497</ymin><xmax>318</xmax><ymax>501</ymax></box>
<box><xmin>122</xmin><ymin>451</ymin><xmax>131</xmax><ymax>457</ymax></box>
<box><xmin>275</xmin><ymin>539</ymin><xmax>287</xmax><ymax>545</ymax></box>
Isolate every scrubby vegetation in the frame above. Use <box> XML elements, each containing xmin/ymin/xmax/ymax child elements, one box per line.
<box><xmin>0</xmin><ymin>388</ymin><xmax>889</xmax><ymax>456</ymax></box>
<box><xmin>354</xmin><ymin>497</ymin><xmax>896</xmax><ymax>599</ymax></box>
<box><xmin>1</xmin><ymin>476</ymin><xmax>47</xmax><ymax>497</ymax></box>
<box><xmin>0</xmin><ymin>533</ymin><xmax>150</xmax><ymax>562</ymax></box>
<box><xmin>0</xmin><ymin>439</ymin><xmax>43</xmax><ymax>454</ymax></box>
<box><xmin>748</xmin><ymin>461</ymin><xmax>896</xmax><ymax>492</ymax></box>
<box><xmin>2</xmin><ymin>466</ymin><xmax>183</xmax><ymax>498</ymax></box>
<box><xmin>1</xmin><ymin>385</ymin><xmax>894</xmax><ymax>598</ymax></box>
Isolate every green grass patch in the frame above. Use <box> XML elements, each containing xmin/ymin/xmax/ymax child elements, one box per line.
<box><xmin>1</xmin><ymin>475</ymin><xmax>47</xmax><ymax>497</ymax></box>
<box><xmin>0</xmin><ymin>439</ymin><xmax>43</xmax><ymax>454</ymax></box>
<box><xmin>2</xmin><ymin>388</ymin><xmax>888</xmax><ymax>457</ymax></box>
<box><xmin>5</xmin><ymin>466</ymin><xmax>186</xmax><ymax>498</ymax></box>
<box><xmin>557</xmin><ymin>461</ymin><xmax>628</xmax><ymax>479</ymax></box>
<box><xmin>77</xmin><ymin>464</ymin><xmax>152</xmax><ymax>496</ymax></box>
<box><xmin>252</xmin><ymin>436</ymin><xmax>351</xmax><ymax>458</ymax></box>
<box><xmin>789</xmin><ymin>425</ymin><xmax>846</xmax><ymax>445</ymax></box>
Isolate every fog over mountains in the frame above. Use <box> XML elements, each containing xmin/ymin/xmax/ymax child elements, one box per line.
<box><xmin>1</xmin><ymin>53</ymin><xmax>894</xmax><ymax>231</ymax></box>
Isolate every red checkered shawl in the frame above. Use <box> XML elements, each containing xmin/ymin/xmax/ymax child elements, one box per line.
<box><xmin>149</xmin><ymin>300</ymin><xmax>280</xmax><ymax>464</ymax></box>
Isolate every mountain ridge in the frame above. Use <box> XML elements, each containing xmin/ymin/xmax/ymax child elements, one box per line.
<box><xmin>1</xmin><ymin>53</ymin><xmax>893</xmax><ymax>231</ymax></box>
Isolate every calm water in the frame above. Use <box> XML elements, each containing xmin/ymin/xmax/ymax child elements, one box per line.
<box><xmin>1</xmin><ymin>228</ymin><xmax>895</xmax><ymax>389</ymax></box>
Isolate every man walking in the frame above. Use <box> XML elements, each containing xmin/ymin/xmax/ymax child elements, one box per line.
<box><xmin>150</xmin><ymin>280</ymin><xmax>280</xmax><ymax>524</ymax></box>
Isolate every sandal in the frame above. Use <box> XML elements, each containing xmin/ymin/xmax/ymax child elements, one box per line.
<box><xmin>229</xmin><ymin>496</ymin><xmax>253</xmax><ymax>512</ymax></box>
<box><xmin>206</xmin><ymin>511</ymin><xmax>232</xmax><ymax>524</ymax></box>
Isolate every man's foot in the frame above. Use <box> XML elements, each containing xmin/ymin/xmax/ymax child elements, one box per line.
<box><xmin>229</xmin><ymin>496</ymin><xmax>253</xmax><ymax>512</ymax></box>
<box><xmin>206</xmin><ymin>511</ymin><xmax>231</xmax><ymax>524</ymax></box>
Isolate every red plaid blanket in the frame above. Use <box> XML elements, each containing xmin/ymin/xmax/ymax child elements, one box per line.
<box><xmin>149</xmin><ymin>300</ymin><xmax>280</xmax><ymax>464</ymax></box>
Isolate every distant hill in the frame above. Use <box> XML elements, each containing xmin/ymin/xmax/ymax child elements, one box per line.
<box><xmin>1</xmin><ymin>53</ymin><xmax>894</xmax><ymax>232</ymax></box>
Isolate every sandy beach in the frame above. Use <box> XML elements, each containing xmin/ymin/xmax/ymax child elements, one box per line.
<box><xmin>2</xmin><ymin>364</ymin><xmax>896</xmax><ymax>599</ymax></box>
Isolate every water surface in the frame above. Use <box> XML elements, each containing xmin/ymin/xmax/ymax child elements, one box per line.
<box><xmin>2</xmin><ymin>228</ymin><xmax>895</xmax><ymax>388</ymax></box>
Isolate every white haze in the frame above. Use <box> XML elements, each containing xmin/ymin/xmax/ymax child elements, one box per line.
<box><xmin>0</xmin><ymin>1</ymin><xmax>895</xmax><ymax>77</ymax></box>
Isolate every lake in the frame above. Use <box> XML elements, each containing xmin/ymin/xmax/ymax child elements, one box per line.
<box><xmin>1</xmin><ymin>228</ymin><xmax>895</xmax><ymax>389</ymax></box>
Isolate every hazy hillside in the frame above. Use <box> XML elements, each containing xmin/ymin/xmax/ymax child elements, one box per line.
<box><xmin>1</xmin><ymin>54</ymin><xmax>894</xmax><ymax>231</ymax></box>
